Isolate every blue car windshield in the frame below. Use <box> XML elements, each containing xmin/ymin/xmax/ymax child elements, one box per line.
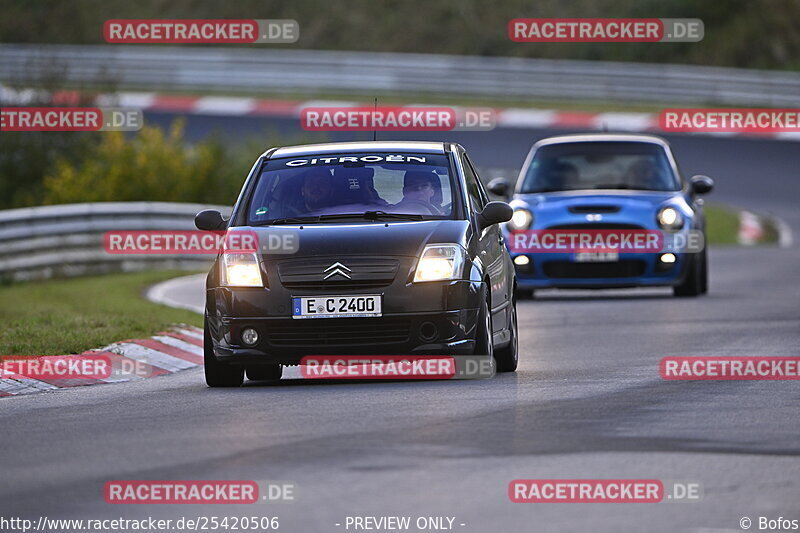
<box><xmin>247</xmin><ymin>153</ymin><xmax>455</xmax><ymax>224</ymax></box>
<box><xmin>521</xmin><ymin>142</ymin><xmax>680</xmax><ymax>193</ymax></box>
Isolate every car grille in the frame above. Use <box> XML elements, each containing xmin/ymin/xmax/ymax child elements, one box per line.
<box><xmin>277</xmin><ymin>257</ymin><xmax>400</xmax><ymax>290</ymax></box>
<box><xmin>568</xmin><ymin>205</ymin><xmax>621</xmax><ymax>214</ymax></box>
<box><xmin>547</xmin><ymin>223</ymin><xmax>643</xmax><ymax>230</ymax></box>
<box><xmin>542</xmin><ymin>260</ymin><xmax>646</xmax><ymax>279</ymax></box>
<box><xmin>266</xmin><ymin>318</ymin><xmax>410</xmax><ymax>346</ymax></box>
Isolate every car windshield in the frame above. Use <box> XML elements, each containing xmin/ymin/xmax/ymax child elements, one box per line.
<box><xmin>520</xmin><ymin>141</ymin><xmax>680</xmax><ymax>193</ymax></box>
<box><xmin>247</xmin><ymin>152</ymin><xmax>456</xmax><ymax>224</ymax></box>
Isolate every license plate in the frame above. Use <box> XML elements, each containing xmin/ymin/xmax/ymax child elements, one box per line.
<box><xmin>292</xmin><ymin>295</ymin><xmax>382</xmax><ymax>319</ymax></box>
<box><xmin>573</xmin><ymin>252</ymin><xmax>619</xmax><ymax>262</ymax></box>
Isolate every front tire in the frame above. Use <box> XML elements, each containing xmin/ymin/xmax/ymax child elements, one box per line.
<box><xmin>699</xmin><ymin>246</ymin><xmax>708</xmax><ymax>294</ymax></box>
<box><xmin>673</xmin><ymin>252</ymin><xmax>702</xmax><ymax>297</ymax></box>
<box><xmin>473</xmin><ymin>292</ymin><xmax>493</xmax><ymax>359</ymax></box>
<box><xmin>494</xmin><ymin>296</ymin><xmax>518</xmax><ymax>372</ymax></box>
<box><xmin>515</xmin><ymin>288</ymin><xmax>535</xmax><ymax>300</ymax></box>
<box><xmin>204</xmin><ymin>317</ymin><xmax>244</xmax><ymax>387</ymax></box>
<box><xmin>246</xmin><ymin>364</ymin><xmax>283</xmax><ymax>382</ymax></box>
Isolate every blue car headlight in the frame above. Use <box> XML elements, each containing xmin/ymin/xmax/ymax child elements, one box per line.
<box><xmin>507</xmin><ymin>208</ymin><xmax>533</xmax><ymax>231</ymax></box>
<box><xmin>657</xmin><ymin>206</ymin><xmax>684</xmax><ymax>230</ymax></box>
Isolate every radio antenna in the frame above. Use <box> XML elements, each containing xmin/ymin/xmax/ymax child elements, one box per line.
<box><xmin>373</xmin><ymin>97</ymin><xmax>378</xmax><ymax>141</ymax></box>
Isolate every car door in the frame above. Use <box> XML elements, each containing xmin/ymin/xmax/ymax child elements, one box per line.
<box><xmin>461</xmin><ymin>151</ymin><xmax>511</xmax><ymax>338</ymax></box>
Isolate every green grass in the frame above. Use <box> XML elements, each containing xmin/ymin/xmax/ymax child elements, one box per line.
<box><xmin>704</xmin><ymin>202</ymin><xmax>780</xmax><ymax>246</ymax></box>
<box><xmin>704</xmin><ymin>203</ymin><xmax>742</xmax><ymax>245</ymax></box>
<box><xmin>0</xmin><ymin>270</ymin><xmax>203</xmax><ymax>356</ymax></box>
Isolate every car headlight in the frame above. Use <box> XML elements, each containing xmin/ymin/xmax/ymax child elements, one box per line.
<box><xmin>222</xmin><ymin>252</ymin><xmax>263</xmax><ymax>287</ymax></box>
<box><xmin>657</xmin><ymin>206</ymin><xmax>684</xmax><ymax>230</ymax></box>
<box><xmin>507</xmin><ymin>208</ymin><xmax>533</xmax><ymax>231</ymax></box>
<box><xmin>413</xmin><ymin>244</ymin><xmax>465</xmax><ymax>282</ymax></box>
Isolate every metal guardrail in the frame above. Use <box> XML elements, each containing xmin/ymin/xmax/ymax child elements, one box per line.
<box><xmin>2</xmin><ymin>44</ymin><xmax>800</xmax><ymax>106</ymax></box>
<box><xmin>0</xmin><ymin>202</ymin><xmax>230</xmax><ymax>282</ymax></box>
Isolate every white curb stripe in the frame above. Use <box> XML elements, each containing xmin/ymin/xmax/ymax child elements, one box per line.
<box><xmin>152</xmin><ymin>335</ymin><xmax>204</xmax><ymax>356</ymax></box>
<box><xmin>176</xmin><ymin>327</ymin><xmax>204</xmax><ymax>340</ymax></box>
<box><xmin>106</xmin><ymin>342</ymin><xmax>196</xmax><ymax>372</ymax></box>
<box><xmin>194</xmin><ymin>96</ymin><xmax>256</xmax><ymax>115</ymax></box>
<box><xmin>496</xmin><ymin>109</ymin><xmax>557</xmax><ymax>128</ymax></box>
<box><xmin>593</xmin><ymin>112</ymin><xmax>657</xmax><ymax>131</ymax></box>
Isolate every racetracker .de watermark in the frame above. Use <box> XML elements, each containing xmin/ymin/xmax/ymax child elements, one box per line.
<box><xmin>508</xmin><ymin>229</ymin><xmax>704</xmax><ymax>254</ymax></box>
<box><xmin>660</xmin><ymin>356</ymin><xmax>800</xmax><ymax>380</ymax></box>
<box><xmin>660</xmin><ymin>109</ymin><xmax>800</xmax><ymax>133</ymax></box>
<box><xmin>300</xmin><ymin>355</ymin><xmax>495</xmax><ymax>380</ymax></box>
<box><xmin>0</xmin><ymin>107</ymin><xmax>142</xmax><ymax>132</ymax></box>
<box><xmin>508</xmin><ymin>479</ymin><xmax>703</xmax><ymax>503</ymax></box>
<box><xmin>103</xmin><ymin>230</ymin><xmax>299</xmax><ymax>255</ymax></box>
<box><xmin>104</xmin><ymin>19</ymin><xmax>299</xmax><ymax>43</ymax></box>
<box><xmin>104</xmin><ymin>480</ymin><xmax>296</xmax><ymax>504</ymax></box>
<box><xmin>300</xmin><ymin>106</ymin><xmax>496</xmax><ymax>131</ymax></box>
<box><xmin>508</xmin><ymin>18</ymin><xmax>703</xmax><ymax>42</ymax></box>
<box><xmin>0</xmin><ymin>354</ymin><xmax>159</xmax><ymax>380</ymax></box>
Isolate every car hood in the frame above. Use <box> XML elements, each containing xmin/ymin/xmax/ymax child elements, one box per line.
<box><xmin>513</xmin><ymin>190</ymin><xmax>682</xmax><ymax>211</ymax></box>
<box><xmin>509</xmin><ymin>190</ymin><xmax>690</xmax><ymax>230</ymax></box>
<box><xmin>250</xmin><ymin>219</ymin><xmax>471</xmax><ymax>262</ymax></box>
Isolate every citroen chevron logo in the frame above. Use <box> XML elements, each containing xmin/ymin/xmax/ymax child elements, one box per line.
<box><xmin>323</xmin><ymin>262</ymin><xmax>352</xmax><ymax>280</ymax></box>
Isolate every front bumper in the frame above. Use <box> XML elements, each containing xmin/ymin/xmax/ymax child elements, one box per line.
<box><xmin>209</xmin><ymin>309</ymin><xmax>479</xmax><ymax>365</ymax></box>
<box><xmin>206</xmin><ymin>279</ymin><xmax>484</xmax><ymax>365</ymax></box>
<box><xmin>512</xmin><ymin>251</ymin><xmax>691</xmax><ymax>289</ymax></box>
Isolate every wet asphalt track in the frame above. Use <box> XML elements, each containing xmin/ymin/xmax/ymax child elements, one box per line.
<box><xmin>1</xmin><ymin>116</ymin><xmax>798</xmax><ymax>532</ymax></box>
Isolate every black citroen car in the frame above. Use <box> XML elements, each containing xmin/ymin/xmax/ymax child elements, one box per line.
<box><xmin>195</xmin><ymin>141</ymin><xmax>518</xmax><ymax>387</ymax></box>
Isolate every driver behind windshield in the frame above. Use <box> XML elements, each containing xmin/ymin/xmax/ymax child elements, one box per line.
<box><xmin>393</xmin><ymin>171</ymin><xmax>442</xmax><ymax>215</ymax></box>
<box><xmin>297</xmin><ymin>168</ymin><xmax>334</xmax><ymax>213</ymax></box>
<box><xmin>625</xmin><ymin>158</ymin><xmax>666</xmax><ymax>190</ymax></box>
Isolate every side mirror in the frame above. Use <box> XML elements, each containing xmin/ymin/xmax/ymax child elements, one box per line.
<box><xmin>478</xmin><ymin>201</ymin><xmax>513</xmax><ymax>230</ymax></box>
<box><xmin>487</xmin><ymin>178</ymin><xmax>511</xmax><ymax>198</ymax></box>
<box><xmin>195</xmin><ymin>209</ymin><xmax>227</xmax><ymax>231</ymax></box>
<box><xmin>690</xmin><ymin>175</ymin><xmax>714</xmax><ymax>195</ymax></box>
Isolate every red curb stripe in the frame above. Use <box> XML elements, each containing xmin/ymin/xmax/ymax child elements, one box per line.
<box><xmin>0</xmin><ymin>391</ymin><xmax>11</xmax><ymax>397</ymax></box>
<box><xmin>552</xmin><ymin>111</ymin><xmax>598</xmax><ymax>128</ymax></box>
<box><xmin>149</xmin><ymin>95</ymin><xmax>202</xmax><ymax>112</ymax></box>
<box><xmin>250</xmin><ymin>99</ymin><xmax>303</xmax><ymax>115</ymax></box>
<box><xmin>51</xmin><ymin>90</ymin><xmax>84</xmax><ymax>105</ymax></box>
<box><xmin>162</xmin><ymin>331</ymin><xmax>204</xmax><ymax>348</ymax></box>
<box><xmin>131</xmin><ymin>338</ymin><xmax>203</xmax><ymax>365</ymax></box>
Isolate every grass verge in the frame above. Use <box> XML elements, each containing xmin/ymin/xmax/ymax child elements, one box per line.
<box><xmin>0</xmin><ymin>270</ymin><xmax>203</xmax><ymax>356</ymax></box>
<box><xmin>704</xmin><ymin>203</ymin><xmax>742</xmax><ymax>245</ymax></box>
<box><xmin>704</xmin><ymin>203</ymin><xmax>781</xmax><ymax>245</ymax></box>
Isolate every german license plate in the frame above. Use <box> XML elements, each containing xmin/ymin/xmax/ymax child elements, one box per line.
<box><xmin>573</xmin><ymin>252</ymin><xmax>619</xmax><ymax>262</ymax></box>
<box><xmin>292</xmin><ymin>295</ymin><xmax>382</xmax><ymax>319</ymax></box>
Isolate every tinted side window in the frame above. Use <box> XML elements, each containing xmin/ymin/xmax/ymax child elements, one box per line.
<box><xmin>465</xmin><ymin>155</ymin><xmax>490</xmax><ymax>206</ymax></box>
<box><xmin>461</xmin><ymin>154</ymin><xmax>485</xmax><ymax>213</ymax></box>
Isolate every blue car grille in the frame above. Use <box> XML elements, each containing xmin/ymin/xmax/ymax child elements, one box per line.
<box><xmin>542</xmin><ymin>260</ymin><xmax>646</xmax><ymax>279</ymax></box>
<box><xmin>546</xmin><ymin>223</ymin><xmax>644</xmax><ymax>230</ymax></box>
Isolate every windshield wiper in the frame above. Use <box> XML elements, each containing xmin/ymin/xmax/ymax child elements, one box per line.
<box><xmin>318</xmin><ymin>211</ymin><xmax>425</xmax><ymax>221</ymax></box>
<box><xmin>253</xmin><ymin>216</ymin><xmax>321</xmax><ymax>225</ymax></box>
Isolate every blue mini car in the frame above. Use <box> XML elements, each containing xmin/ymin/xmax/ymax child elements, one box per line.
<box><xmin>489</xmin><ymin>134</ymin><xmax>714</xmax><ymax>297</ymax></box>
